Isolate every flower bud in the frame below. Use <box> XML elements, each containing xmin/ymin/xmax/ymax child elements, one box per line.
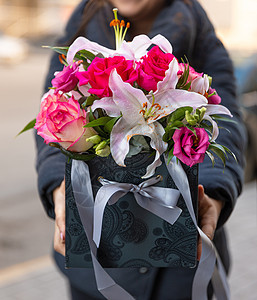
<box><xmin>86</xmin><ymin>135</ymin><xmax>102</xmax><ymax>144</ymax></box>
<box><xmin>95</xmin><ymin>140</ymin><xmax>107</xmax><ymax>151</ymax></box>
<box><xmin>185</xmin><ymin>110</ymin><xmax>197</xmax><ymax>126</ymax></box>
<box><xmin>199</xmin><ymin>107</ymin><xmax>207</xmax><ymax>121</ymax></box>
<box><xmin>96</xmin><ymin>145</ymin><xmax>111</xmax><ymax>157</ymax></box>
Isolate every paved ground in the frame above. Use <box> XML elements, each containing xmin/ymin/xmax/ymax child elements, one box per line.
<box><xmin>0</xmin><ymin>45</ymin><xmax>256</xmax><ymax>299</ymax></box>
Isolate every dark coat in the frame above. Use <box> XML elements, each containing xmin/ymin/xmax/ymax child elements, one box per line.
<box><xmin>35</xmin><ymin>0</ymin><xmax>246</xmax><ymax>298</ymax></box>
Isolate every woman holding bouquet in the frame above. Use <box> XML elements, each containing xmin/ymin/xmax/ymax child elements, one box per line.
<box><xmin>35</xmin><ymin>0</ymin><xmax>246</xmax><ymax>299</ymax></box>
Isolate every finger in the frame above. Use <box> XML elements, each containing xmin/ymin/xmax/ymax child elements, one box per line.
<box><xmin>198</xmin><ymin>184</ymin><xmax>205</xmax><ymax>201</ymax></box>
<box><xmin>54</xmin><ymin>222</ymin><xmax>65</xmax><ymax>256</ymax></box>
<box><xmin>55</xmin><ymin>211</ymin><xmax>66</xmax><ymax>240</ymax></box>
<box><xmin>201</xmin><ymin>223</ymin><xmax>215</xmax><ymax>240</ymax></box>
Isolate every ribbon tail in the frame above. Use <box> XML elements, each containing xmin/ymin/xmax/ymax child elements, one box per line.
<box><xmin>165</xmin><ymin>157</ymin><xmax>229</xmax><ymax>300</ymax></box>
<box><xmin>135</xmin><ymin>194</ymin><xmax>182</xmax><ymax>225</ymax></box>
<box><xmin>93</xmin><ymin>186</ymin><xmax>127</xmax><ymax>248</ymax></box>
<box><xmin>71</xmin><ymin>160</ymin><xmax>135</xmax><ymax>300</ymax></box>
<box><xmin>192</xmin><ymin>233</ymin><xmax>216</xmax><ymax>300</ymax></box>
<box><xmin>91</xmin><ymin>249</ymin><xmax>135</xmax><ymax>300</ymax></box>
<box><xmin>211</xmin><ymin>250</ymin><xmax>230</xmax><ymax>300</ymax></box>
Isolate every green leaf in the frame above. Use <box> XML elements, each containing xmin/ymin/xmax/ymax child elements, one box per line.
<box><xmin>169</xmin><ymin>120</ymin><xmax>184</xmax><ymax>129</ymax></box>
<box><xmin>209</xmin><ymin>143</ymin><xmax>228</xmax><ymax>155</ymax></box>
<box><xmin>206</xmin><ymin>150</ymin><xmax>215</xmax><ymax>167</ymax></box>
<box><xmin>49</xmin><ymin>143</ymin><xmax>96</xmax><ymax>161</ymax></box>
<box><xmin>168</xmin><ymin>106</ymin><xmax>193</xmax><ymax>123</ymax></box>
<box><xmin>211</xmin><ymin>115</ymin><xmax>237</xmax><ymax>123</ymax></box>
<box><xmin>17</xmin><ymin>119</ymin><xmax>36</xmax><ymax>136</ymax></box>
<box><xmin>220</xmin><ymin>145</ymin><xmax>237</xmax><ymax>162</ymax></box>
<box><xmin>208</xmin><ymin>144</ymin><xmax>226</xmax><ymax>167</ymax></box>
<box><xmin>84</xmin><ymin>116</ymin><xmax>112</xmax><ymax>128</ymax></box>
<box><xmin>163</xmin><ymin>128</ymin><xmax>175</xmax><ymax>142</ymax></box>
<box><xmin>75</xmin><ymin>49</ymin><xmax>96</xmax><ymax>63</ymax></box>
<box><xmin>42</xmin><ymin>46</ymin><xmax>68</xmax><ymax>56</ymax></box>
<box><xmin>166</xmin><ymin>147</ymin><xmax>174</xmax><ymax>165</ymax></box>
<box><xmin>88</xmin><ymin>109</ymin><xmax>95</xmax><ymax>122</ymax></box>
<box><xmin>81</xmin><ymin>95</ymin><xmax>96</xmax><ymax>108</ymax></box>
<box><xmin>104</xmin><ymin>116</ymin><xmax>121</xmax><ymax>133</ymax></box>
<box><xmin>181</xmin><ymin>81</ymin><xmax>191</xmax><ymax>91</ymax></box>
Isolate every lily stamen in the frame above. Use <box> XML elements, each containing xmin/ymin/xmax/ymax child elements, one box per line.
<box><xmin>152</xmin><ymin>103</ymin><xmax>161</xmax><ymax>110</ymax></box>
<box><xmin>110</xmin><ymin>8</ymin><xmax>130</xmax><ymax>50</ymax></box>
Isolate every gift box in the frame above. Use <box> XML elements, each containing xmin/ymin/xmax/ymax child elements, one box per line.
<box><xmin>65</xmin><ymin>153</ymin><xmax>198</xmax><ymax>269</ymax></box>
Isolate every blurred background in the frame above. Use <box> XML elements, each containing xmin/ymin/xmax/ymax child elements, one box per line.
<box><xmin>0</xmin><ymin>0</ymin><xmax>256</xmax><ymax>299</ymax></box>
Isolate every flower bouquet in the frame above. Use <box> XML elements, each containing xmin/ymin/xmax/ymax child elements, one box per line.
<box><xmin>21</xmin><ymin>8</ymin><xmax>234</xmax><ymax>299</ymax></box>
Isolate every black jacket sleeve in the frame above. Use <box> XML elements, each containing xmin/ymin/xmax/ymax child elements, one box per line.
<box><xmin>189</xmin><ymin>0</ymin><xmax>246</xmax><ymax>227</ymax></box>
<box><xmin>35</xmin><ymin>0</ymin><xmax>89</xmax><ymax>219</ymax></box>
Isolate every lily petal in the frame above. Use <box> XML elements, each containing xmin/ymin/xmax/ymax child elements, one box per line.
<box><xmin>151</xmin><ymin>34</ymin><xmax>173</xmax><ymax>54</ymax></box>
<box><xmin>91</xmin><ymin>96</ymin><xmax>121</xmax><ymax>117</ymax></box>
<box><xmin>110</xmin><ymin>120</ymin><xmax>151</xmax><ymax>167</ymax></box>
<box><xmin>142</xmin><ymin>122</ymin><xmax>168</xmax><ymax>178</ymax></box>
<box><xmin>154</xmin><ymin>89</ymin><xmax>207</xmax><ymax>114</ymax></box>
<box><xmin>191</xmin><ymin>74</ymin><xmax>209</xmax><ymax>95</ymax></box>
<box><xmin>67</xmin><ymin>37</ymin><xmax>115</xmax><ymax>64</ymax></box>
<box><xmin>204</xmin><ymin>104</ymin><xmax>233</xmax><ymax>117</ymax></box>
<box><xmin>118</xmin><ymin>35</ymin><xmax>155</xmax><ymax>60</ymax></box>
<box><xmin>203</xmin><ymin>115</ymin><xmax>219</xmax><ymax>141</ymax></box>
<box><xmin>109</xmin><ymin>70</ymin><xmax>151</xmax><ymax>124</ymax></box>
<box><xmin>118</xmin><ymin>34</ymin><xmax>173</xmax><ymax>61</ymax></box>
<box><xmin>155</xmin><ymin>58</ymin><xmax>179</xmax><ymax>93</ymax></box>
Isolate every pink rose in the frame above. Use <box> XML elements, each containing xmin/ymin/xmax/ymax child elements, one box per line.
<box><xmin>207</xmin><ymin>87</ymin><xmax>221</xmax><ymax>104</ymax></box>
<box><xmin>137</xmin><ymin>46</ymin><xmax>175</xmax><ymax>91</ymax></box>
<box><xmin>178</xmin><ymin>64</ymin><xmax>203</xmax><ymax>83</ymax></box>
<box><xmin>76</xmin><ymin>56</ymin><xmax>138</xmax><ymax>98</ymax></box>
<box><xmin>35</xmin><ymin>91</ymin><xmax>96</xmax><ymax>152</ymax></box>
<box><xmin>173</xmin><ymin>127</ymin><xmax>210</xmax><ymax>167</ymax></box>
<box><xmin>51</xmin><ymin>61</ymin><xmax>80</xmax><ymax>93</ymax></box>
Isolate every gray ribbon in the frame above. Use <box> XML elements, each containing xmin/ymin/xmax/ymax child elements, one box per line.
<box><xmin>165</xmin><ymin>157</ymin><xmax>230</xmax><ymax>300</ymax></box>
<box><xmin>93</xmin><ymin>176</ymin><xmax>182</xmax><ymax>247</ymax></box>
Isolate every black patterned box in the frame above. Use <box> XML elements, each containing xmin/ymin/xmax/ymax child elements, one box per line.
<box><xmin>65</xmin><ymin>154</ymin><xmax>198</xmax><ymax>268</ymax></box>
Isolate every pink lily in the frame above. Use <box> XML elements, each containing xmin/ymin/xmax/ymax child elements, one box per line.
<box><xmin>151</xmin><ymin>58</ymin><xmax>208</xmax><ymax>110</ymax></box>
<box><xmin>191</xmin><ymin>74</ymin><xmax>209</xmax><ymax>95</ymax></box>
<box><xmin>92</xmin><ymin>65</ymin><xmax>207</xmax><ymax>178</ymax></box>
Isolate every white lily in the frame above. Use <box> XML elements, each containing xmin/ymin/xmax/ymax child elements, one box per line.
<box><xmin>66</xmin><ymin>34</ymin><xmax>172</xmax><ymax>64</ymax></box>
<box><xmin>92</xmin><ymin>65</ymin><xmax>208</xmax><ymax>178</ymax></box>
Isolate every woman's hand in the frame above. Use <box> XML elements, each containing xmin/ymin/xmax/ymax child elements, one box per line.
<box><xmin>197</xmin><ymin>184</ymin><xmax>224</xmax><ymax>260</ymax></box>
<box><xmin>53</xmin><ymin>180</ymin><xmax>66</xmax><ymax>256</ymax></box>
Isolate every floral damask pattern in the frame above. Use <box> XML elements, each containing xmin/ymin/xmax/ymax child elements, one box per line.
<box><xmin>65</xmin><ymin>154</ymin><xmax>198</xmax><ymax>268</ymax></box>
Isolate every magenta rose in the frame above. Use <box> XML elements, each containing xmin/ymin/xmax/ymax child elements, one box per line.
<box><xmin>173</xmin><ymin>127</ymin><xmax>210</xmax><ymax>167</ymax></box>
<box><xmin>76</xmin><ymin>56</ymin><xmax>138</xmax><ymax>98</ymax></box>
<box><xmin>208</xmin><ymin>87</ymin><xmax>221</xmax><ymax>104</ymax></box>
<box><xmin>137</xmin><ymin>46</ymin><xmax>175</xmax><ymax>91</ymax></box>
<box><xmin>51</xmin><ymin>61</ymin><xmax>80</xmax><ymax>93</ymax></box>
<box><xmin>35</xmin><ymin>91</ymin><xmax>96</xmax><ymax>152</ymax></box>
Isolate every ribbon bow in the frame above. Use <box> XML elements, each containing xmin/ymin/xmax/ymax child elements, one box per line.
<box><xmin>93</xmin><ymin>175</ymin><xmax>182</xmax><ymax>247</ymax></box>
